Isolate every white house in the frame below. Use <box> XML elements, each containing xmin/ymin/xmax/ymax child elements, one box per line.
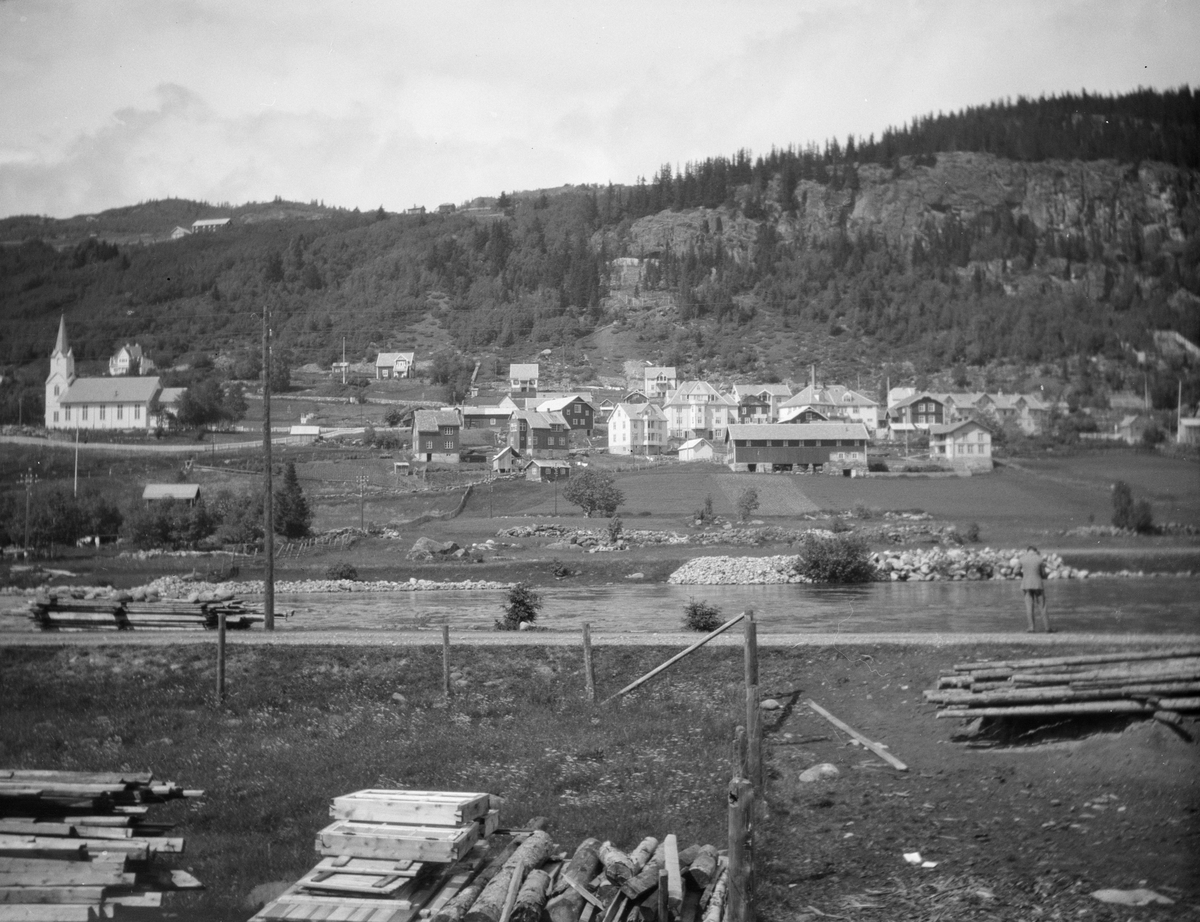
<box><xmin>45</xmin><ymin>317</ymin><xmax>172</xmax><ymax>431</ymax></box>
<box><xmin>375</xmin><ymin>352</ymin><xmax>415</xmax><ymax>379</ymax></box>
<box><xmin>108</xmin><ymin>343</ymin><xmax>154</xmax><ymax>376</ymax></box>
<box><xmin>509</xmin><ymin>364</ymin><xmax>539</xmax><ymax>394</ymax></box>
<box><xmin>677</xmin><ymin>437</ymin><xmax>715</xmax><ymax>462</ymax></box>
<box><xmin>608</xmin><ymin>402</ymin><xmax>668</xmax><ymax>455</ymax></box>
<box><xmin>780</xmin><ymin>384</ymin><xmax>879</xmax><ymax>433</ymax></box>
<box><xmin>643</xmin><ymin>365</ymin><xmax>677</xmax><ymax>400</ymax></box>
<box><xmin>662</xmin><ymin>381</ymin><xmax>738</xmax><ymax>439</ymax></box>
<box><xmin>929</xmin><ymin>420</ymin><xmax>993</xmax><ymax>470</ymax></box>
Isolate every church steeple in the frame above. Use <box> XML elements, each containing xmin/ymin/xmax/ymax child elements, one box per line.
<box><xmin>53</xmin><ymin>314</ymin><xmax>71</xmax><ymax>359</ymax></box>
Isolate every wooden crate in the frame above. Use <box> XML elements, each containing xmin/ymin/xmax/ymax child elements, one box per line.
<box><xmin>330</xmin><ymin>790</ymin><xmax>491</xmax><ymax>827</ymax></box>
<box><xmin>316</xmin><ymin>821</ymin><xmax>478</xmax><ymax>864</ymax></box>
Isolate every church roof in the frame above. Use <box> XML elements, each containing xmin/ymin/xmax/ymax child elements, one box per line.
<box><xmin>53</xmin><ymin>315</ymin><xmax>71</xmax><ymax>357</ymax></box>
<box><xmin>60</xmin><ymin>376</ymin><xmax>162</xmax><ymax>405</ymax></box>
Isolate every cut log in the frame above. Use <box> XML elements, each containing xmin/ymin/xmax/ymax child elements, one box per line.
<box><xmin>597</xmin><ymin>842</ymin><xmax>634</xmax><ymax>883</ymax></box>
<box><xmin>511</xmin><ymin>869</ymin><xmax>551</xmax><ymax>922</ymax></box>
<box><xmin>935</xmin><ymin>696</ymin><xmax>1200</xmax><ymax>718</ymax></box>
<box><xmin>685</xmin><ymin>846</ymin><xmax>718</xmax><ymax>890</ymax></box>
<box><xmin>465</xmin><ymin>831</ymin><xmax>553</xmax><ymax>922</ymax></box>
<box><xmin>547</xmin><ymin>838</ymin><xmax>602</xmax><ymax>922</ymax></box>
<box><xmin>662</xmin><ymin>836</ymin><xmax>682</xmax><ymax>916</ymax></box>
<box><xmin>699</xmin><ymin>863</ymin><xmax>727</xmax><ymax>922</ymax></box>
<box><xmin>925</xmin><ymin>681</ymin><xmax>1200</xmax><ymax>707</ymax></box>
<box><xmin>619</xmin><ymin>844</ymin><xmax>664</xmax><ymax>901</ymax></box>
<box><xmin>952</xmin><ymin>647</ymin><xmax>1200</xmax><ymax>673</ymax></box>
<box><xmin>626</xmin><ymin>838</ymin><xmax>658</xmax><ymax>875</ymax></box>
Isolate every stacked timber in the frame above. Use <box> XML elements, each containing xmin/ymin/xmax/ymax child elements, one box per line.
<box><xmin>27</xmin><ymin>592</ymin><xmax>263</xmax><ymax>631</ymax></box>
<box><xmin>926</xmin><ymin>647</ymin><xmax>1200</xmax><ymax>720</ymax></box>
<box><xmin>252</xmin><ymin>789</ymin><xmax>503</xmax><ymax>922</ymax></box>
<box><xmin>0</xmin><ymin>769</ymin><xmax>203</xmax><ymax>916</ymax></box>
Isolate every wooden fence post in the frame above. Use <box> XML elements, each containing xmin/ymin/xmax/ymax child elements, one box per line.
<box><xmin>727</xmin><ymin>773</ymin><xmax>754</xmax><ymax>922</ymax></box>
<box><xmin>582</xmin><ymin>623</ymin><xmax>596</xmax><ymax>702</ymax></box>
<box><xmin>744</xmin><ymin>611</ymin><xmax>762</xmax><ymax>793</ymax></box>
<box><xmin>216</xmin><ymin>613</ymin><xmax>227</xmax><ymax>704</ymax></box>
<box><xmin>443</xmin><ymin>625</ymin><xmax>452</xmax><ymax>699</ymax></box>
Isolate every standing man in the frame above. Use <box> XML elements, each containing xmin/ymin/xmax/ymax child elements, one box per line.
<box><xmin>1019</xmin><ymin>545</ymin><xmax>1052</xmax><ymax>633</ymax></box>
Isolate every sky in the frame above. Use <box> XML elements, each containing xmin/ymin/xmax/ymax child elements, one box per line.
<box><xmin>2</xmin><ymin>0</ymin><xmax>1199</xmax><ymax>220</ymax></box>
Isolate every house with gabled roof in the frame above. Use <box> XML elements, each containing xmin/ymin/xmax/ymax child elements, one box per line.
<box><xmin>608</xmin><ymin>402</ymin><xmax>668</xmax><ymax>455</ymax></box>
<box><xmin>733</xmin><ymin>383</ymin><xmax>792</xmax><ymax>421</ymax></box>
<box><xmin>643</xmin><ymin>365</ymin><xmax>677</xmax><ymax>399</ymax></box>
<box><xmin>508</xmin><ymin>409</ymin><xmax>570</xmax><ymax>458</ymax></box>
<box><xmin>413</xmin><ymin>409</ymin><xmax>461</xmax><ymax>463</ymax></box>
<box><xmin>375</xmin><ymin>352</ymin><xmax>415</xmax><ymax>379</ymax></box>
<box><xmin>509</xmin><ymin>364</ymin><xmax>539</xmax><ymax>395</ymax></box>
<box><xmin>780</xmin><ymin>384</ymin><xmax>879</xmax><ymax>432</ymax></box>
<box><xmin>929</xmin><ymin>419</ymin><xmax>992</xmax><ymax>471</ymax></box>
<box><xmin>677</xmin><ymin>437</ymin><xmax>716</xmax><ymax>462</ymax></box>
<box><xmin>778</xmin><ymin>405</ymin><xmax>830</xmax><ymax>425</ymax></box>
<box><xmin>536</xmin><ymin>395</ymin><xmax>594</xmax><ymax>434</ymax></box>
<box><xmin>108</xmin><ymin>343</ymin><xmax>154</xmax><ymax>376</ymax></box>
<box><xmin>662</xmin><ymin>381</ymin><xmax>738</xmax><ymax>439</ymax></box>
<box><xmin>724</xmin><ymin>422</ymin><xmax>870</xmax><ymax>475</ymax></box>
<box><xmin>191</xmin><ymin>217</ymin><xmax>231</xmax><ymax>233</ymax></box>
<box><xmin>888</xmin><ymin>392</ymin><xmax>948</xmax><ymax>430</ymax></box>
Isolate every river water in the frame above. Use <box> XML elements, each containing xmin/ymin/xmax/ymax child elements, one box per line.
<box><xmin>273</xmin><ymin>578</ymin><xmax>1200</xmax><ymax>635</ymax></box>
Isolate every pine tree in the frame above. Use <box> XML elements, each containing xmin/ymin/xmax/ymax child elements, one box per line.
<box><xmin>274</xmin><ymin>462</ymin><xmax>312</xmax><ymax>538</ymax></box>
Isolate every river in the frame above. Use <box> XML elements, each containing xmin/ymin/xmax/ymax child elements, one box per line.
<box><xmin>271</xmin><ymin>577</ymin><xmax>1200</xmax><ymax>635</ymax></box>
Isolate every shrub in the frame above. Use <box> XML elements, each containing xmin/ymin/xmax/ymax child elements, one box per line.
<box><xmin>793</xmin><ymin>533</ymin><xmax>876</xmax><ymax>583</ymax></box>
<box><xmin>694</xmin><ymin>494</ymin><xmax>716</xmax><ymax>525</ymax></box>
<box><xmin>122</xmin><ymin>499</ymin><xmax>217</xmax><ymax>551</ymax></box>
<box><xmin>496</xmin><ymin>582</ymin><xmax>542</xmax><ymax>630</ymax></box>
<box><xmin>867</xmin><ymin>460</ymin><xmax>889</xmax><ymax>472</ymax></box>
<box><xmin>1112</xmin><ymin>480</ymin><xmax>1155</xmax><ymax>533</ymax></box>
<box><xmin>963</xmin><ymin>521</ymin><xmax>981</xmax><ymax>542</ymax></box>
<box><xmin>853</xmin><ymin>501</ymin><xmax>873</xmax><ymax>520</ymax></box>
<box><xmin>325</xmin><ymin>562</ymin><xmax>359</xmax><ymax>581</ymax></box>
<box><xmin>736</xmin><ymin>487</ymin><xmax>760</xmax><ymax>522</ymax></box>
<box><xmin>562</xmin><ymin>470</ymin><xmax>623</xmax><ymax>517</ymax></box>
<box><xmin>683</xmin><ymin>598</ymin><xmax>723</xmax><ymax>632</ymax></box>
<box><xmin>828</xmin><ymin>516</ymin><xmax>852</xmax><ymax>533</ymax></box>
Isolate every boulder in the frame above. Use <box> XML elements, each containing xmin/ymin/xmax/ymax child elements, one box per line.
<box><xmin>799</xmin><ymin>763</ymin><xmax>840</xmax><ymax>783</ymax></box>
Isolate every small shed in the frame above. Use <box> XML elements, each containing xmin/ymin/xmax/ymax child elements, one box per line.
<box><xmin>677</xmin><ymin>437</ymin><xmax>715</xmax><ymax>462</ymax></box>
<box><xmin>492</xmin><ymin>446</ymin><xmax>521</xmax><ymax>473</ymax></box>
<box><xmin>143</xmin><ymin>484</ymin><xmax>201</xmax><ymax>505</ymax></box>
<box><xmin>524</xmin><ymin>459</ymin><xmax>571</xmax><ymax>482</ymax></box>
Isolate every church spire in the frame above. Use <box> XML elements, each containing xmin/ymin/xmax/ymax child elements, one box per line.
<box><xmin>53</xmin><ymin>315</ymin><xmax>71</xmax><ymax>358</ymax></box>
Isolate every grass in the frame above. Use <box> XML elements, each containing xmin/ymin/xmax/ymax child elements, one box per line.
<box><xmin>0</xmin><ymin>644</ymin><xmax>745</xmax><ymax>920</ymax></box>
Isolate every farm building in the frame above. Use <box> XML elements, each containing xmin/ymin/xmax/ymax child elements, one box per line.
<box><xmin>723</xmin><ymin>422</ymin><xmax>870</xmax><ymax>475</ymax></box>
<box><xmin>491</xmin><ymin>446</ymin><xmax>521</xmax><ymax>473</ymax></box>
<box><xmin>142</xmin><ymin>484</ymin><xmax>201</xmax><ymax>505</ymax></box>
<box><xmin>524</xmin><ymin>459</ymin><xmax>571</xmax><ymax>482</ymax></box>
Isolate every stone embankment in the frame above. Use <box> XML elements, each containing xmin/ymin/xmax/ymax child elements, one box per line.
<box><xmin>668</xmin><ymin>547</ymin><xmax>1191</xmax><ymax>586</ymax></box>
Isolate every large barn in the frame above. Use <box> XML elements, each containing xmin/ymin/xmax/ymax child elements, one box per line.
<box><xmin>723</xmin><ymin>422</ymin><xmax>870</xmax><ymax>475</ymax></box>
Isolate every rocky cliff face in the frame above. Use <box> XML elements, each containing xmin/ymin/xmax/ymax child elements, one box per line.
<box><xmin>619</xmin><ymin>152</ymin><xmax>1198</xmax><ymax>298</ymax></box>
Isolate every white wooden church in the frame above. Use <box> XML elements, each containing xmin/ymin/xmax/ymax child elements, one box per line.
<box><xmin>44</xmin><ymin>317</ymin><xmax>177</xmax><ymax>431</ymax></box>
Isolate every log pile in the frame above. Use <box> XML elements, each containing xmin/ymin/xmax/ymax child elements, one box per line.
<box><xmin>925</xmin><ymin>647</ymin><xmax>1200</xmax><ymax>721</ymax></box>
<box><xmin>0</xmin><ymin>768</ymin><xmax>204</xmax><ymax>916</ymax></box>
<box><xmin>27</xmin><ymin>592</ymin><xmax>263</xmax><ymax>631</ymax></box>
<box><xmin>254</xmin><ymin>789</ymin><xmax>728</xmax><ymax>922</ymax></box>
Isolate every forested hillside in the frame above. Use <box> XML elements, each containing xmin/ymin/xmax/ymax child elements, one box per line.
<box><xmin>1</xmin><ymin>87</ymin><xmax>1198</xmax><ymax>423</ymax></box>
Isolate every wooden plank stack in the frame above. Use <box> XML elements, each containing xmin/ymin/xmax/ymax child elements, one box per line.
<box><xmin>252</xmin><ymin>789</ymin><xmax>501</xmax><ymax>922</ymax></box>
<box><xmin>0</xmin><ymin>769</ymin><xmax>204</xmax><ymax>918</ymax></box>
<box><xmin>254</xmin><ymin>790</ymin><xmax>728</xmax><ymax>922</ymax></box>
<box><xmin>925</xmin><ymin>647</ymin><xmax>1200</xmax><ymax>720</ymax></box>
<box><xmin>27</xmin><ymin>593</ymin><xmax>263</xmax><ymax>631</ymax></box>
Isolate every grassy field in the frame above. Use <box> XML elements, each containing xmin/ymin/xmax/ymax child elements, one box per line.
<box><xmin>2</xmin><ymin>640</ymin><xmax>1196</xmax><ymax>920</ymax></box>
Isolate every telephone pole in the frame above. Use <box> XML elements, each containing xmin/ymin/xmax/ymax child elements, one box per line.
<box><xmin>262</xmin><ymin>308</ymin><xmax>275</xmax><ymax>631</ymax></box>
<box><xmin>21</xmin><ymin>469</ymin><xmax>37</xmax><ymax>554</ymax></box>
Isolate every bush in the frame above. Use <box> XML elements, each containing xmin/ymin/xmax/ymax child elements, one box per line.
<box><xmin>828</xmin><ymin>516</ymin><xmax>852</xmax><ymax>533</ymax></box>
<box><xmin>868</xmin><ymin>460</ymin><xmax>889</xmax><ymax>472</ymax></box>
<box><xmin>325</xmin><ymin>562</ymin><xmax>359</xmax><ymax>581</ymax></box>
<box><xmin>736</xmin><ymin>487</ymin><xmax>760</xmax><ymax>522</ymax></box>
<box><xmin>496</xmin><ymin>582</ymin><xmax>542</xmax><ymax>630</ymax></box>
<box><xmin>683</xmin><ymin>598</ymin><xmax>723</xmax><ymax>632</ymax></box>
<box><xmin>1111</xmin><ymin>480</ymin><xmax>1155</xmax><ymax>533</ymax></box>
<box><xmin>694</xmin><ymin>494</ymin><xmax>715</xmax><ymax>525</ymax></box>
<box><xmin>963</xmin><ymin>521</ymin><xmax>981</xmax><ymax>543</ymax></box>
<box><xmin>793</xmin><ymin>533</ymin><xmax>876</xmax><ymax>583</ymax></box>
<box><xmin>122</xmin><ymin>499</ymin><xmax>216</xmax><ymax>551</ymax></box>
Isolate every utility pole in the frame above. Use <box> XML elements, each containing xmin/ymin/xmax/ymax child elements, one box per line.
<box><xmin>73</xmin><ymin>429</ymin><xmax>79</xmax><ymax>497</ymax></box>
<box><xmin>357</xmin><ymin>471</ymin><xmax>368</xmax><ymax>532</ymax></box>
<box><xmin>262</xmin><ymin>308</ymin><xmax>275</xmax><ymax>631</ymax></box>
<box><xmin>21</xmin><ymin>469</ymin><xmax>37</xmax><ymax>554</ymax></box>
<box><xmin>342</xmin><ymin>336</ymin><xmax>347</xmax><ymax>385</ymax></box>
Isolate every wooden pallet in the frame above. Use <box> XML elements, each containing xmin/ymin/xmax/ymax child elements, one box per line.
<box><xmin>331</xmin><ymin>791</ymin><xmax>492</xmax><ymax>827</ymax></box>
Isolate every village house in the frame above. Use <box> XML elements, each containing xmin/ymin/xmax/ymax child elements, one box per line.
<box><xmin>508</xmin><ymin>409</ymin><xmax>570</xmax><ymax>459</ymax></box>
<box><xmin>461</xmin><ymin>405</ymin><xmax>512</xmax><ymax>431</ymax></box>
<box><xmin>733</xmin><ymin>384</ymin><xmax>792</xmax><ymax>421</ymax></box>
<box><xmin>491</xmin><ymin>445</ymin><xmax>521</xmax><ymax>473</ymax></box>
<box><xmin>888</xmin><ymin>392</ymin><xmax>949</xmax><ymax>430</ymax></box>
<box><xmin>536</xmin><ymin>395</ymin><xmax>595</xmax><ymax>435</ymax></box>
<box><xmin>108</xmin><ymin>343</ymin><xmax>154</xmax><ymax>376</ymax></box>
<box><xmin>779</xmin><ymin>405</ymin><xmax>830</xmax><ymax>424</ymax></box>
<box><xmin>142</xmin><ymin>484</ymin><xmax>201</xmax><ymax>505</ymax></box>
<box><xmin>524</xmin><ymin>459</ymin><xmax>571</xmax><ymax>482</ymax></box>
<box><xmin>723</xmin><ymin>422</ymin><xmax>871</xmax><ymax>475</ymax></box>
<box><xmin>509</xmin><ymin>363</ymin><xmax>539</xmax><ymax>395</ymax></box>
<box><xmin>44</xmin><ymin>317</ymin><xmax>175</xmax><ymax>432</ymax></box>
<box><xmin>736</xmin><ymin>393</ymin><xmax>773</xmax><ymax>424</ymax></box>
<box><xmin>169</xmin><ymin>226</ymin><xmax>191</xmax><ymax>240</ymax></box>
<box><xmin>677</xmin><ymin>437</ymin><xmax>716</xmax><ymax>463</ymax></box>
<box><xmin>928</xmin><ymin>419</ymin><xmax>993</xmax><ymax>471</ymax></box>
<box><xmin>780</xmin><ymin>384</ymin><xmax>879</xmax><ymax>433</ymax></box>
<box><xmin>662</xmin><ymin>381</ymin><xmax>738</xmax><ymax>439</ymax></box>
<box><xmin>607</xmin><ymin>402</ymin><xmax>668</xmax><ymax>455</ymax></box>
<box><xmin>412</xmin><ymin>409</ymin><xmax>461</xmax><ymax>463</ymax></box>
<box><xmin>375</xmin><ymin>352</ymin><xmax>415</xmax><ymax>380</ymax></box>
<box><xmin>643</xmin><ymin>365</ymin><xmax>677</xmax><ymax>400</ymax></box>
